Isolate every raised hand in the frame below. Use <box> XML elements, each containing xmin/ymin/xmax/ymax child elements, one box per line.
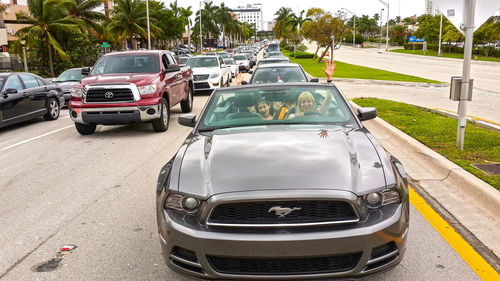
<box><xmin>234</xmin><ymin>72</ymin><xmax>243</xmax><ymax>85</ymax></box>
<box><xmin>322</xmin><ymin>60</ymin><xmax>336</xmax><ymax>81</ymax></box>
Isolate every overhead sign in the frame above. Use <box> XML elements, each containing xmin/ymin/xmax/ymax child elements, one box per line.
<box><xmin>203</xmin><ymin>38</ymin><xmax>217</xmax><ymax>48</ymax></box>
<box><xmin>432</xmin><ymin>0</ymin><xmax>500</xmax><ymax>35</ymax></box>
<box><xmin>408</xmin><ymin>37</ymin><xmax>424</xmax><ymax>42</ymax></box>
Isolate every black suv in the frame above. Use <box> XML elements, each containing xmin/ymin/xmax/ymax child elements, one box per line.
<box><xmin>0</xmin><ymin>73</ymin><xmax>63</xmax><ymax>129</ymax></box>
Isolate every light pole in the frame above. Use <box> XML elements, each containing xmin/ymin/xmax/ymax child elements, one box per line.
<box><xmin>342</xmin><ymin>8</ymin><xmax>356</xmax><ymax>48</ymax></box>
<box><xmin>199</xmin><ymin>1</ymin><xmax>202</xmax><ymax>52</ymax></box>
<box><xmin>146</xmin><ymin>0</ymin><xmax>151</xmax><ymax>49</ymax></box>
<box><xmin>378</xmin><ymin>0</ymin><xmax>389</xmax><ymax>51</ymax></box>
<box><xmin>20</xmin><ymin>40</ymin><xmax>27</xmax><ymax>72</ymax></box>
<box><xmin>379</xmin><ymin>8</ymin><xmax>384</xmax><ymax>48</ymax></box>
<box><xmin>438</xmin><ymin>12</ymin><xmax>443</xmax><ymax>57</ymax></box>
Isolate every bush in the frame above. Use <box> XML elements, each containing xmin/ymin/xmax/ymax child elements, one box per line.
<box><xmin>344</xmin><ymin>34</ymin><xmax>364</xmax><ymax>44</ymax></box>
<box><xmin>290</xmin><ymin>51</ymin><xmax>314</xmax><ymax>58</ymax></box>
<box><xmin>402</xmin><ymin>42</ymin><xmax>500</xmax><ymax>58</ymax></box>
<box><xmin>284</xmin><ymin>44</ymin><xmax>306</xmax><ymax>52</ymax></box>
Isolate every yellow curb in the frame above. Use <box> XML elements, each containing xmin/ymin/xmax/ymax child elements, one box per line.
<box><xmin>409</xmin><ymin>186</ymin><xmax>500</xmax><ymax>280</ymax></box>
<box><xmin>433</xmin><ymin>107</ymin><xmax>500</xmax><ymax>126</ymax></box>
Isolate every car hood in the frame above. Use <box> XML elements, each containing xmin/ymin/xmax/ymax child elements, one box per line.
<box><xmin>177</xmin><ymin>126</ymin><xmax>387</xmax><ymax>198</ymax></box>
<box><xmin>80</xmin><ymin>73</ymin><xmax>156</xmax><ymax>86</ymax></box>
<box><xmin>54</xmin><ymin>81</ymin><xmax>79</xmax><ymax>90</ymax></box>
<box><xmin>192</xmin><ymin>67</ymin><xmax>220</xmax><ymax>76</ymax></box>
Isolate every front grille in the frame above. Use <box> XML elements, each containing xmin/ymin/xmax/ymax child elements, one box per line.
<box><xmin>208</xmin><ymin>253</ymin><xmax>361</xmax><ymax>275</ymax></box>
<box><xmin>194</xmin><ymin>82</ymin><xmax>210</xmax><ymax>89</ymax></box>
<box><xmin>208</xmin><ymin>201</ymin><xmax>358</xmax><ymax>226</ymax></box>
<box><xmin>193</xmin><ymin>74</ymin><xmax>209</xmax><ymax>81</ymax></box>
<box><xmin>85</xmin><ymin>88</ymin><xmax>134</xmax><ymax>103</ymax></box>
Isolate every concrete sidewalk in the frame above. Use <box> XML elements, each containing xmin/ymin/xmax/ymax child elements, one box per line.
<box><xmin>358</xmin><ymin>112</ymin><xmax>500</xmax><ymax>262</ymax></box>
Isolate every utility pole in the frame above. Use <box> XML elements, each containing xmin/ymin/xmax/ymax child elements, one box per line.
<box><xmin>146</xmin><ymin>0</ymin><xmax>151</xmax><ymax>49</ymax></box>
<box><xmin>199</xmin><ymin>1</ymin><xmax>202</xmax><ymax>52</ymax></box>
<box><xmin>342</xmin><ymin>8</ymin><xmax>356</xmax><ymax>47</ymax></box>
<box><xmin>378</xmin><ymin>0</ymin><xmax>389</xmax><ymax>51</ymax></box>
<box><xmin>379</xmin><ymin>8</ymin><xmax>384</xmax><ymax>48</ymax></box>
<box><xmin>438</xmin><ymin>13</ymin><xmax>443</xmax><ymax>56</ymax></box>
<box><xmin>456</xmin><ymin>0</ymin><xmax>475</xmax><ymax>150</ymax></box>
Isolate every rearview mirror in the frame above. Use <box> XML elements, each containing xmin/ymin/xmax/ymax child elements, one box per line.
<box><xmin>357</xmin><ymin>107</ymin><xmax>377</xmax><ymax>121</ymax></box>
<box><xmin>81</xmin><ymin>67</ymin><xmax>91</xmax><ymax>76</ymax></box>
<box><xmin>178</xmin><ymin>114</ymin><xmax>196</xmax><ymax>127</ymax></box>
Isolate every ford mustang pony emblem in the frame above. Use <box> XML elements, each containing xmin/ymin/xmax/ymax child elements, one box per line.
<box><xmin>104</xmin><ymin>92</ymin><xmax>114</xmax><ymax>99</ymax></box>
<box><xmin>268</xmin><ymin>206</ymin><xmax>301</xmax><ymax>217</ymax></box>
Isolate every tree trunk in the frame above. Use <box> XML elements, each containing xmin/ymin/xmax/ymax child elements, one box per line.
<box><xmin>317</xmin><ymin>42</ymin><xmax>332</xmax><ymax>63</ymax></box>
<box><xmin>312</xmin><ymin>43</ymin><xmax>320</xmax><ymax>60</ymax></box>
<box><xmin>187</xmin><ymin>22</ymin><xmax>191</xmax><ymax>46</ymax></box>
<box><xmin>48</xmin><ymin>43</ymin><xmax>55</xmax><ymax>77</ymax></box>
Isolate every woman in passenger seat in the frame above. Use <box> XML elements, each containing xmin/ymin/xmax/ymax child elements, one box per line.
<box><xmin>287</xmin><ymin>91</ymin><xmax>332</xmax><ymax>119</ymax></box>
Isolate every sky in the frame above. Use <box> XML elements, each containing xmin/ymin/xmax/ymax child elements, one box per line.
<box><xmin>161</xmin><ymin>0</ymin><xmax>427</xmax><ymax>23</ymax></box>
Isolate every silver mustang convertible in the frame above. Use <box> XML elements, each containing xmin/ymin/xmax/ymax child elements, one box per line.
<box><xmin>156</xmin><ymin>83</ymin><xmax>409</xmax><ymax>280</ymax></box>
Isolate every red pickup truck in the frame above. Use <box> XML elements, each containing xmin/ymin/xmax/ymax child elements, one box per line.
<box><xmin>69</xmin><ymin>50</ymin><xmax>194</xmax><ymax>135</ymax></box>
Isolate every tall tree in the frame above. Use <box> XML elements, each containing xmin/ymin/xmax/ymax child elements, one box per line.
<box><xmin>180</xmin><ymin>6</ymin><xmax>192</xmax><ymax>46</ymax></box>
<box><xmin>216</xmin><ymin>3</ymin><xmax>232</xmax><ymax>48</ymax></box>
<box><xmin>68</xmin><ymin>0</ymin><xmax>107</xmax><ymax>33</ymax></box>
<box><xmin>273</xmin><ymin>7</ymin><xmax>294</xmax><ymax>41</ymax></box>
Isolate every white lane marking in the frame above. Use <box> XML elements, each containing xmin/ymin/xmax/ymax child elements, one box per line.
<box><xmin>2</xmin><ymin>125</ymin><xmax>74</xmax><ymax>151</ymax></box>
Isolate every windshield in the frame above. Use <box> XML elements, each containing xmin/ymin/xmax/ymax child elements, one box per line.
<box><xmin>233</xmin><ymin>55</ymin><xmax>247</xmax><ymax>61</ymax></box>
<box><xmin>90</xmin><ymin>54</ymin><xmax>159</xmax><ymax>75</ymax></box>
<box><xmin>56</xmin><ymin>69</ymin><xmax>84</xmax><ymax>82</ymax></box>
<box><xmin>268</xmin><ymin>44</ymin><xmax>280</xmax><ymax>52</ymax></box>
<box><xmin>224</xmin><ymin>59</ymin><xmax>236</xmax><ymax>65</ymax></box>
<box><xmin>250</xmin><ymin>67</ymin><xmax>307</xmax><ymax>84</ymax></box>
<box><xmin>268</xmin><ymin>52</ymin><xmax>283</xmax><ymax>58</ymax></box>
<box><xmin>187</xmin><ymin>57</ymin><xmax>218</xmax><ymax>68</ymax></box>
<box><xmin>178</xmin><ymin>57</ymin><xmax>189</xmax><ymax>64</ymax></box>
<box><xmin>198</xmin><ymin>86</ymin><xmax>356</xmax><ymax>131</ymax></box>
<box><xmin>259</xmin><ymin>59</ymin><xmax>290</xmax><ymax>65</ymax></box>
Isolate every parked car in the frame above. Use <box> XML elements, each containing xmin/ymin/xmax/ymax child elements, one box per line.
<box><xmin>265</xmin><ymin>51</ymin><xmax>284</xmax><ymax>58</ymax></box>
<box><xmin>248</xmin><ymin>63</ymin><xmax>309</xmax><ymax>84</ymax></box>
<box><xmin>187</xmin><ymin>55</ymin><xmax>231</xmax><ymax>93</ymax></box>
<box><xmin>258</xmin><ymin>57</ymin><xmax>291</xmax><ymax>65</ymax></box>
<box><xmin>232</xmin><ymin>54</ymin><xmax>251</xmax><ymax>72</ymax></box>
<box><xmin>69</xmin><ymin>50</ymin><xmax>194</xmax><ymax>135</ymax></box>
<box><xmin>53</xmin><ymin>67</ymin><xmax>86</xmax><ymax>106</ymax></box>
<box><xmin>176</xmin><ymin>55</ymin><xmax>191</xmax><ymax>66</ymax></box>
<box><xmin>156</xmin><ymin>83</ymin><xmax>409</xmax><ymax>280</ymax></box>
<box><xmin>0</xmin><ymin>72</ymin><xmax>63</xmax><ymax>128</ymax></box>
<box><xmin>223</xmin><ymin>58</ymin><xmax>239</xmax><ymax>78</ymax></box>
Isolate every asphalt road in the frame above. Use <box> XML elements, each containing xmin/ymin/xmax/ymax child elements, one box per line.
<box><xmin>0</xmin><ymin>72</ymin><xmax>482</xmax><ymax>280</ymax></box>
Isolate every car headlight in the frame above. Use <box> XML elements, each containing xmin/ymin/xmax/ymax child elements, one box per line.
<box><xmin>165</xmin><ymin>193</ymin><xmax>200</xmax><ymax>214</ymax></box>
<box><xmin>364</xmin><ymin>189</ymin><xmax>400</xmax><ymax>208</ymax></box>
<box><xmin>138</xmin><ymin>84</ymin><xmax>157</xmax><ymax>95</ymax></box>
<box><xmin>209</xmin><ymin>72</ymin><xmax>219</xmax><ymax>79</ymax></box>
<box><xmin>70</xmin><ymin>87</ymin><xmax>84</xmax><ymax>98</ymax></box>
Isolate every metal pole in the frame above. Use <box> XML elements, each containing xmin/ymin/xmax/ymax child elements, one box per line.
<box><xmin>146</xmin><ymin>0</ymin><xmax>151</xmax><ymax>49</ymax></box>
<box><xmin>353</xmin><ymin>15</ymin><xmax>356</xmax><ymax>47</ymax></box>
<box><xmin>438</xmin><ymin>13</ymin><xmax>443</xmax><ymax>57</ymax></box>
<box><xmin>22</xmin><ymin>46</ymin><xmax>28</xmax><ymax>72</ymax></box>
<box><xmin>199</xmin><ymin>1</ymin><xmax>202</xmax><ymax>52</ymax></box>
<box><xmin>385</xmin><ymin>5</ymin><xmax>389</xmax><ymax>51</ymax></box>
<box><xmin>457</xmin><ymin>0</ymin><xmax>476</xmax><ymax>150</ymax></box>
<box><xmin>380</xmin><ymin>9</ymin><xmax>384</xmax><ymax>48</ymax></box>
<box><xmin>331</xmin><ymin>36</ymin><xmax>334</xmax><ymax>61</ymax></box>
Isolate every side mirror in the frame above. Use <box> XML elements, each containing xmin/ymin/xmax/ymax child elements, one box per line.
<box><xmin>81</xmin><ymin>67</ymin><xmax>91</xmax><ymax>76</ymax></box>
<box><xmin>4</xmin><ymin>88</ymin><xmax>18</xmax><ymax>95</ymax></box>
<box><xmin>165</xmin><ymin>64</ymin><xmax>180</xmax><ymax>73</ymax></box>
<box><xmin>248</xmin><ymin>70</ymin><xmax>253</xmax><ymax>74</ymax></box>
<box><xmin>178</xmin><ymin>114</ymin><xmax>196</xmax><ymax>127</ymax></box>
<box><xmin>241</xmin><ymin>80</ymin><xmax>248</xmax><ymax>85</ymax></box>
<box><xmin>220</xmin><ymin>64</ymin><xmax>226</xmax><ymax>68</ymax></box>
<box><xmin>309</xmin><ymin>78</ymin><xmax>319</xmax><ymax>82</ymax></box>
<box><xmin>357</xmin><ymin>107</ymin><xmax>377</xmax><ymax>121</ymax></box>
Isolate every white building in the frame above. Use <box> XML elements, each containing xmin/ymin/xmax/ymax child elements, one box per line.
<box><xmin>231</xmin><ymin>4</ymin><xmax>264</xmax><ymax>31</ymax></box>
<box><xmin>425</xmin><ymin>0</ymin><xmax>440</xmax><ymax>16</ymax></box>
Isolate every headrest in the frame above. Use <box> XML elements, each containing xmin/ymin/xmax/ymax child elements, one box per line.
<box><xmin>234</xmin><ymin>93</ymin><xmax>256</xmax><ymax>107</ymax></box>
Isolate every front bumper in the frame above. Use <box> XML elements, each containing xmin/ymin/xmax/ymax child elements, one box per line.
<box><xmin>193</xmin><ymin>78</ymin><xmax>220</xmax><ymax>92</ymax></box>
<box><xmin>157</xmin><ymin>190</ymin><xmax>409</xmax><ymax>280</ymax></box>
<box><xmin>69</xmin><ymin>104</ymin><xmax>161</xmax><ymax>125</ymax></box>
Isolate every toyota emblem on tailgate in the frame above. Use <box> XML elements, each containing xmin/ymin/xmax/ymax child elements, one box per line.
<box><xmin>268</xmin><ymin>206</ymin><xmax>301</xmax><ymax>218</ymax></box>
<box><xmin>104</xmin><ymin>92</ymin><xmax>114</xmax><ymax>98</ymax></box>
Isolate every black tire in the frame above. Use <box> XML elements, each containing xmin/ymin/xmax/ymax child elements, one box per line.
<box><xmin>220</xmin><ymin>78</ymin><xmax>224</xmax><ymax>88</ymax></box>
<box><xmin>75</xmin><ymin>123</ymin><xmax>96</xmax><ymax>135</ymax></box>
<box><xmin>152</xmin><ymin>97</ymin><xmax>169</xmax><ymax>132</ymax></box>
<box><xmin>43</xmin><ymin>98</ymin><xmax>60</xmax><ymax>120</ymax></box>
<box><xmin>180</xmin><ymin>87</ymin><xmax>193</xmax><ymax>113</ymax></box>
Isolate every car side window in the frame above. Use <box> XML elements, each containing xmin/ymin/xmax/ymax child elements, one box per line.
<box><xmin>161</xmin><ymin>54</ymin><xmax>169</xmax><ymax>70</ymax></box>
<box><xmin>167</xmin><ymin>54</ymin><xmax>177</xmax><ymax>65</ymax></box>
<box><xmin>36</xmin><ymin>77</ymin><xmax>47</xmax><ymax>86</ymax></box>
<box><xmin>4</xmin><ymin>75</ymin><xmax>24</xmax><ymax>91</ymax></box>
<box><xmin>19</xmin><ymin>74</ymin><xmax>40</xmax><ymax>89</ymax></box>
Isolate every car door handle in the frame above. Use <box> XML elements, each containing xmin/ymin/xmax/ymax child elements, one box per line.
<box><xmin>22</xmin><ymin>92</ymin><xmax>28</xmax><ymax>97</ymax></box>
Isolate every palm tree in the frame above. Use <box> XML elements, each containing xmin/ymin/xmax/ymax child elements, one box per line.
<box><xmin>68</xmin><ymin>0</ymin><xmax>107</xmax><ymax>33</ymax></box>
<box><xmin>274</xmin><ymin>7</ymin><xmax>294</xmax><ymax>41</ymax></box>
<box><xmin>16</xmin><ymin>0</ymin><xmax>80</xmax><ymax>76</ymax></box>
<box><xmin>216</xmin><ymin>3</ymin><xmax>232</xmax><ymax>48</ymax></box>
<box><xmin>194</xmin><ymin>1</ymin><xmax>219</xmax><ymax>47</ymax></box>
<box><xmin>108</xmin><ymin>0</ymin><xmax>158</xmax><ymax>50</ymax></box>
<box><xmin>180</xmin><ymin>6</ymin><xmax>192</xmax><ymax>46</ymax></box>
<box><xmin>289</xmin><ymin>10</ymin><xmax>311</xmax><ymax>42</ymax></box>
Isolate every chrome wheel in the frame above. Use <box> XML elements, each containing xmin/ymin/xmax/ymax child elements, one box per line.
<box><xmin>162</xmin><ymin>102</ymin><xmax>168</xmax><ymax>125</ymax></box>
<box><xmin>50</xmin><ymin>100</ymin><xmax>59</xmax><ymax>118</ymax></box>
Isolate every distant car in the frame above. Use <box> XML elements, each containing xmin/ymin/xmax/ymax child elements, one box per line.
<box><xmin>258</xmin><ymin>57</ymin><xmax>291</xmax><ymax>65</ymax></box>
<box><xmin>0</xmin><ymin>72</ymin><xmax>63</xmax><ymax>128</ymax></box>
<box><xmin>241</xmin><ymin>51</ymin><xmax>256</xmax><ymax>67</ymax></box>
<box><xmin>265</xmin><ymin>51</ymin><xmax>284</xmax><ymax>58</ymax></box>
<box><xmin>232</xmin><ymin>54</ymin><xmax>251</xmax><ymax>72</ymax></box>
<box><xmin>187</xmin><ymin>55</ymin><xmax>231</xmax><ymax>92</ymax></box>
<box><xmin>176</xmin><ymin>56</ymin><xmax>191</xmax><ymax>66</ymax></box>
<box><xmin>223</xmin><ymin>58</ymin><xmax>239</xmax><ymax>78</ymax></box>
<box><xmin>249</xmin><ymin>63</ymin><xmax>309</xmax><ymax>84</ymax></box>
<box><xmin>156</xmin><ymin>82</ymin><xmax>409</xmax><ymax>280</ymax></box>
<box><xmin>54</xmin><ymin>68</ymin><xmax>86</xmax><ymax>106</ymax></box>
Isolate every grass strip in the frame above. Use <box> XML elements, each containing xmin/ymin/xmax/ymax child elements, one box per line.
<box><xmin>282</xmin><ymin>50</ymin><xmax>443</xmax><ymax>83</ymax></box>
<box><xmin>390</xmin><ymin>49</ymin><xmax>500</xmax><ymax>62</ymax></box>
<box><xmin>353</xmin><ymin>98</ymin><xmax>500</xmax><ymax>190</ymax></box>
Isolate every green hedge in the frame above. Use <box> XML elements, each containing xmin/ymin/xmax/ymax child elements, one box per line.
<box><xmin>289</xmin><ymin>51</ymin><xmax>314</xmax><ymax>58</ymax></box>
<box><xmin>403</xmin><ymin>43</ymin><xmax>500</xmax><ymax>57</ymax></box>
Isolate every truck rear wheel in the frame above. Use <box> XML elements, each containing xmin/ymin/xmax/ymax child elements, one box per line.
<box><xmin>75</xmin><ymin>123</ymin><xmax>96</xmax><ymax>135</ymax></box>
<box><xmin>152</xmin><ymin>97</ymin><xmax>169</xmax><ymax>132</ymax></box>
<box><xmin>180</xmin><ymin>87</ymin><xmax>193</xmax><ymax>113</ymax></box>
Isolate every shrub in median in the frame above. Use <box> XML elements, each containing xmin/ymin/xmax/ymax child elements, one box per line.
<box><xmin>290</xmin><ymin>51</ymin><xmax>314</xmax><ymax>58</ymax></box>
